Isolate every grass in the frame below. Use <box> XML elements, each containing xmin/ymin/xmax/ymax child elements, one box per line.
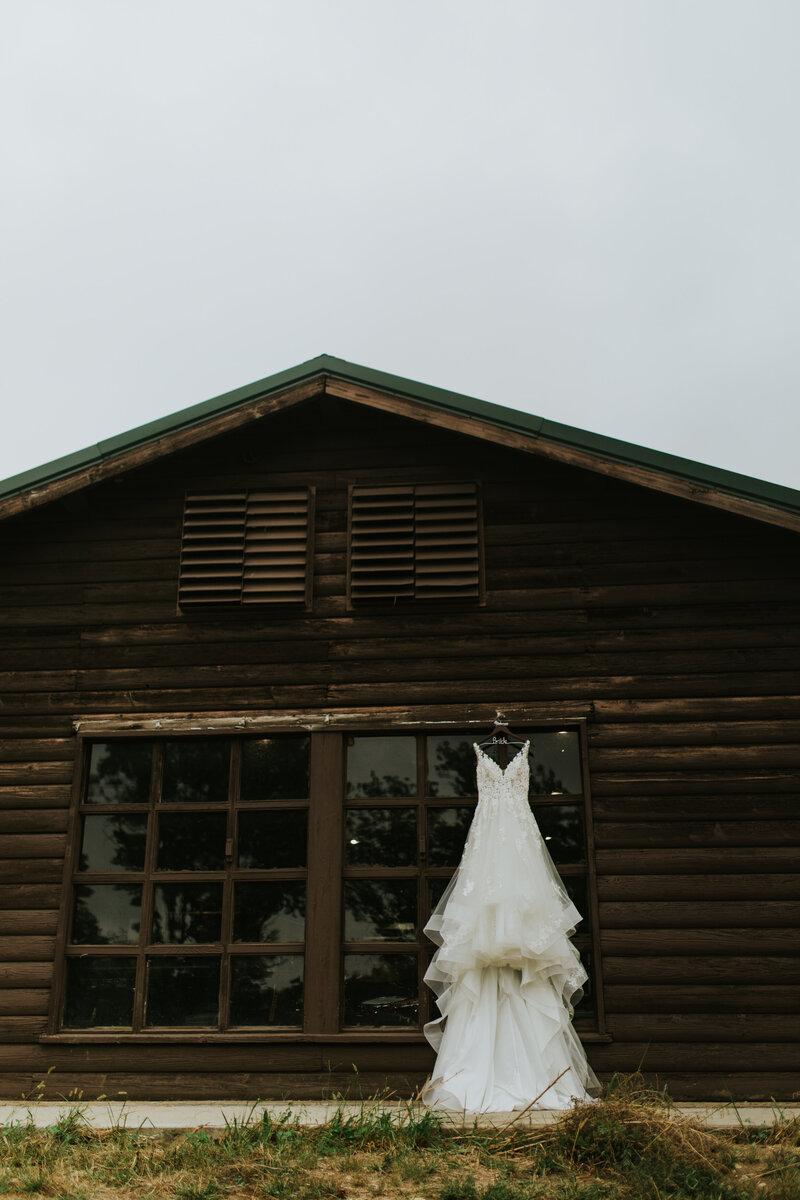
<box><xmin>0</xmin><ymin>1076</ymin><xmax>797</xmax><ymax>1199</ymax></box>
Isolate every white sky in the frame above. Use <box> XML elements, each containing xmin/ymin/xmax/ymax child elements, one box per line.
<box><xmin>2</xmin><ymin>1</ymin><xmax>799</xmax><ymax>489</ymax></box>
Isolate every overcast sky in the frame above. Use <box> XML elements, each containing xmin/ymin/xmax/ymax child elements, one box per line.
<box><xmin>2</xmin><ymin>1</ymin><xmax>799</xmax><ymax>490</ymax></box>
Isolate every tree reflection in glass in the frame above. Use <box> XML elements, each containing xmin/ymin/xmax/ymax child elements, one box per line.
<box><xmin>343</xmin><ymin>954</ymin><xmax>418</xmax><ymax>1026</ymax></box>
<box><xmin>79</xmin><ymin>815</ymin><xmax>148</xmax><ymax>872</ymax></box>
<box><xmin>346</xmin><ymin>737</ymin><xmax>416</xmax><ymax>798</ymax></box>
<box><xmin>344</xmin><ymin>808</ymin><xmax>416</xmax><ymax>867</ymax></box>
<box><xmin>162</xmin><ymin>740</ymin><xmax>231</xmax><ymax>803</ymax></box>
<box><xmin>531</xmin><ymin>804</ymin><xmax>585</xmax><ymax>863</ymax></box>
<box><xmin>426</xmin><ymin>737</ymin><xmax>477</xmax><ymax>797</ymax></box>
<box><xmin>229</xmin><ymin>954</ymin><xmax>303</xmax><ymax>1025</ymax></box>
<box><xmin>72</xmin><ymin>884</ymin><xmax>141</xmax><ymax>944</ymax></box>
<box><xmin>144</xmin><ymin>956</ymin><xmax>220</xmax><ymax>1026</ymax></box>
<box><xmin>344</xmin><ymin>880</ymin><xmax>417</xmax><ymax>942</ymax></box>
<box><xmin>63</xmin><ymin>958</ymin><xmax>137</xmax><ymax>1027</ymax></box>
<box><xmin>156</xmin><ymin>812</ymin><xmax>227</xmax><ymax>871</ymax></box>
<box><xmin>527</xmin><ymin>731</ymin><xmax>582</xmax><ymax>796</ymax></box>
<box><xmin>85</xmin><ymin>741</ymin><xmax>153</xmax><ymax>805</ymax></box>
<box><xmin>241</xmin><ymin>737</ymin><xmax>310</xmax><ymax>801</ymax></box>
<box><xmin>151</xmin><ymin>883</ymin><xmax>223</xmax><ymax>944</ymax></box>
<box><xmin>427</xmin><ymin>807</ymin><xmax>474</xmax><ymax>866</ymax></box>
<box><xmin>237</xmin><ymin>810</ymin><xmax>307</xmax><ymax>869</ymax></box>
<box><xmin>233</xmin><ymin>882</ymin><xmax>306</xmax><ymax>942</ymax></box>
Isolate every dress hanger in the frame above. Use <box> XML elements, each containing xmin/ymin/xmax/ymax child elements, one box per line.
<box><xmin>476</xmin><ymin>720</ymin><xmax>528</xmax><ymax>751</ymax></box>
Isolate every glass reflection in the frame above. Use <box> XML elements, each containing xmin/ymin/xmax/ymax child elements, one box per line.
<box><xmin>344</xmin><ymin>808</ymin><xmax>416</xmax><ymax>867</ymax></box>
<box><xmin>344</xmin><ymin>880</ymin><xmax>417</xmax><ymax>942</ymax></box>
<box><xmin>63</xmin><ymin>957</ymin><xmax>136</xmax><ymax>1027</ymax></box>
<box><xmin>427</xmin><ymin>807</ymin><xmax>474</xmax><ymax>866</ymax></box>
<box><xmin>531</xmin><ymin>804</ymin><xmax>585</xmax><ymax>863</ymax></box>
<box><xmin>79</xmin><ymin>814</ymin><xmax>148</xmax><ymax>872</ymax></box>
<box><xmin>237</xmin><ymin>810</ymin><xmax>307</xmax><ymax>869</ymax></box>
<box><xmin>343</xmin><ymin>954</ymin><xmax>419</xmax><ymax>1026</ymax></box>
<box><xmin>72</xmin><ymin>884</ymin><xmax>141</xmax><ymax>944</ymax></box>
<box><xmin>426</xmin><ymin>736</ymin><xmax>478</xmax><ymax>797</ymax></box>
<box><xmin>156</xmin><ymin>812</ymin><xmax>227</xmax><ymax>871</ymax></box>
<box><xmin>346</xmin><ymin>736</ymin><xmax>416</xmax><ymax>798</ymax></box>
<box><xmin>229</xmin><ymin>954</ymin><xmax>304</xmax><ymax>1025</ymax></box>
<box><xmin>162</xmin><ymin>740</ymin><xmax>230</xmax><ymax>803</ymax></box>
<box><xmin>85</xmin><ymin>741</ymin><xmax>153</xmax><ymax>805</ymax></box>
<box><xmin>234</xmin><ymin>882</ymin><xmax>306</xmax><ymax>943</ymax></box>
<box><xmin>151</xmin><ymin>883</ymin><xmax>223</xmax><ymax>944</ymax></box>
<box><xmin>241</xmin><ymin>737</ymin><xmax>310</xmax><ymax>801</ymax></box>
<box><xmin>144</xmin><ymin>956</ymin><xmax>220</xmax><ymax>1026</ymax></box>
<box><xmin>527</xmin><ymin>731</ymin><xmax>582</xmax><ymax>796</ymax></box>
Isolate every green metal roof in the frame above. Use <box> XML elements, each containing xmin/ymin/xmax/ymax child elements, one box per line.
<box><xmin>2</xmin><ymin>353</ymin><xmax>799</xmax><ymax>518</ymax></box>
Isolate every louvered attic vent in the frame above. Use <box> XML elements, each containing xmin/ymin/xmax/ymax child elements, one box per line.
<box><xmin>179</xmin><ymin>488</ymin><xmax>313</xmax><ymax>608</ymax></box>
<box><xmin>349</xmin><ymin>482</ymin><xmax>481</xmax><ymax>604</ymax></box>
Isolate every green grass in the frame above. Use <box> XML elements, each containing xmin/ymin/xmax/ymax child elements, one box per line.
<box><xmin>0</xmin><ymin>1078</ymin><xmax>796</xmax><ymax>1199</ymax></box>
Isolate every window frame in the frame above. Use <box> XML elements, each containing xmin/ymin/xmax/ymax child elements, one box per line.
<box><xmin>45</xmin><ymin>712</ymin><xmax>608</xmax><ymax>1044</ymax></box>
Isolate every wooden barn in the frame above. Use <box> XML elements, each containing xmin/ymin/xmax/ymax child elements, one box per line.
<box><xmin>1</xmin><ymin>355</ymin><xmax>798</xmax><ymax>1103</ymax></box>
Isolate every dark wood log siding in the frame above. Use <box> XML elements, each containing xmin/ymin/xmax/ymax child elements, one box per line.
<box><xmin>1</xmin><ymin>395</ymin><xmax>799</xmax><ymax>1101</ymax></box>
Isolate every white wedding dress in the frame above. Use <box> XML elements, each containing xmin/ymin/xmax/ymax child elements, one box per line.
<box><xmin>422</xmin><ymin>741</ymin><xmax>599</xmax><ymax>1112</ymax></box>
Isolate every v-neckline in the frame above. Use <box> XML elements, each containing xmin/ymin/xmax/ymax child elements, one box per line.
<box><xmin>474</xmin><ymin>740</ymin><xmax>530</xmax><ymax>776</ymax></box>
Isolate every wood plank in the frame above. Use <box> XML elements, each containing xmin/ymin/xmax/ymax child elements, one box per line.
<box><xmin>605</xmin><ymin>1014</ymin><xmax>799</xmax><ymax>1043</ymax></box>
<box><xmin>0</xmin><ymin>786</ymin><xmax>71</xmax><ymax>810</ymax></box>
<box><xmin>0</xmin><ymin>860</ymin><xmax>64</xmax><ymax>884</ymax></box>
<box><xmin>0</xmin><ymin>885</ymin><xmax>61</xmax><ymax>910</ymax></box>
<box><xmin>0</xmin><ymin>937</ymin><xmax>56</xmax><ymax>962</ymax></box>
<box><xmin>599</xmin><ymin>902</ymin><xmax>800</xmax><ymax>928</ymax></box>
<box><xmin>595</xmin><ymin>821</ymin><xmax>800</xmax><ymax>849</ymax></box>
<box><xmin>0</xmin><ymin>989</ymin><xmax>50</xmax><ymax>1016</ymax></box>
<box><xmin>591</xmin><ymin>719</ymin><xmax>800</xmax><ymax>746</ymax></box>
<box><xmin>602</xmin><ymin>956</ymin><xmax>800</xmax><ymax>984</ymax></box>
<box><xmin>0</xmin><ymin>834</ymin><xmax>66</xmax><ymax>859</ymax></box>
<box><xmin>596</xmin><ymin>848</ymin><xmax>800</xmax><ymax>874</ymax></box>
<box><xmin>600</xmin><ymin>929</ymin><xmax>799</xmax><ymax>955</ymax></box>
<box><xmin>594</xmin><ymin>797</ymin><xmax>798</xmax><ymax>822</ymax></box>
<box><xmin>0</xmin><ymin>1017</ymin><xmax>46</xmax><ymax>1042</ymax></box>
<box><xmin>597</xmin><ymin>874</ymin><xmax>800</xmax><ymax>901</ymax></box>
<box><xmin>0</xmin><ymin>963</ymin><xmax>53</xmax><ymax>988</ymax></box>
<box><xmin>604</xmin><ymin>985</ymin><xmax>800</xmax><ymax>1014</ymax></box>
<box><xmin>0</xmin><ymin>910</ymin><xmax>59</xmax><ymax>937</ymax></box>
<box><xmin>0</xmin><ymin>762</ymin><xmax>73</xmax><ymax>784</ymax></box>
<box><xmin>0</xmin><ymin>810</ymin><xmax>69</xmax><ymax>835</ymax></box>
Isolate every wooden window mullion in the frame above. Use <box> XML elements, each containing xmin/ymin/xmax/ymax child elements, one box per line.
<box><xmin>303</xmin><ymin>732</ymin><xmax>343</xmax><ymax>1034</ymax></box>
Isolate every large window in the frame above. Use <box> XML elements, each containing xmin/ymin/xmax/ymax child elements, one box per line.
<box><xmin>53</xmin><ymin>724</ymin><xmax>603</xmax><ymax>1038</ymax></box>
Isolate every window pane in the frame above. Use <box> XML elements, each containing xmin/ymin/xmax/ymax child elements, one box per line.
<box><xmin>346</xmin><ymin>736</ymin><xmax>416</xmax><ymax>798</ymax></box>
<box><xmin>63</xmin><ymin>957</ymin><xmax>136</xmax><ymax>1027</ymax></box>
<box><xmin>156</xmin><ymin>812</ymin><xmax>227</xmax><ymax>871</ymax></box>
<box><xmin>85</xmin><ymin>741</ymin><xmax>153</xmax><ymax>805</ymax></box>
<box><xmin>151</xmin><ymin>883</ymin><xmax>223</xmax><ymax>944</ymax></box>
<box><xmin>237</xmin><ymin>810</ymin><xmax>307</xmax><ymax>869</ymax></box>
<box><xmin>344</xmin><ymin>808</ymin><xmax>416</xmax><ymax>867</ymax></box>
<box><xmin>344</xmin><ymin>880</ymin><xmax>417</xmax><ymax>942</ymax></box>
<box><xmin>343</xmin><ymin>953</ymin><xmax>418</xmax><ymax>1027</ymax></box>
<box><xmin>241</xmin><ymin>737</ymin><xmax>310</xmax><ymax>801</ymax></box>
<box><xmin>79</xmin><ymin>814</ymin><xmax>148</xmax><ymax>872</ymax></box>
<box><xmin>573</xmin><ymin>951</ymin><xmax>595</xmax><ymax>1018</ymax></box>
<box><xmin>233</xmin><ymin>882</ymin><xmax>306</xmax><ymax>942</ymax></box>
<box><xmin>162</xmin><ymin>740</ymin><xmax>231</xmax><ymax>803</ymax></box>
<box><xmin>427</xmin><ymin>807</ymin><xmax>474</xmax><ymax>866</ymax></box>
<box><xmin>144</xmin><ymin>956</ymin><xmax>220</xmax><ymax>1026</ymax></box>
<box><xmin>426</xmin><ymin>736</ymin><xmax>477</xmax><ymax>797</ymax></box>
<box><xmin>563</xmin><ymin>874</ymin><xmax>588</xmax><ymax>918</ymax></box>
<box><xmin>532</xmin><ymin>804</ymin><xmax>585</xmax><ymax>863</ymax></box>
<box><xmin>528</xmin><ymin>731</ymin><xmax>583</xmax><ymax>796</ymax></box>
<box><xmin>230</xmin><ymin>955</ymin><xmax>304</xmax><ymax>1026</ymax></box>
<box><xmin>428</xmin><ymin>876</ymin><xmax>452</xmax><ymax>913</ymax></box>
<box><xmin>72</xmin><ymin>884</ymin><xmax>141</xmax><ymax>945</ymax></box>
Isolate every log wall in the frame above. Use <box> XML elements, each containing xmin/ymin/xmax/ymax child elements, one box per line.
<box><xmin>1</xmin><ymin>395</ymin><xmax>799</xmax><ymax>1100</ymax></box>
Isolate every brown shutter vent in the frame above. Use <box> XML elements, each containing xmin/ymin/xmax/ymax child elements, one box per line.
<box><xmin>349</xmin><ymin>482</ymin><xmax>480</xmax><ymax>604</ymax></box>
<box><xmin>243</xmin><ymin>488</ymin><xmax>312</xmax><ymax>605</ymax></box>
<box><xmin>178</xmin><ymin>492</ymin><xmax>247</xmax><ymax>605</ymax></box>
<box><xmin>350</xmin><ymin>485</ymin><xmax>415</xmax><ymax>602</ymax></box>
<box><xmin>179</xmin><ymin>488</ymin><xmax>313</xmax><ymax>608</ymax></box>
<box><xmin>415</xmin><ymin>482</ymin><xmax>481</xmax><ymax>599</ymax></box>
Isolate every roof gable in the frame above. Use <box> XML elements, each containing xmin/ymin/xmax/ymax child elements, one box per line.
<box><xmin>1</xmin><ymin>354</ymin><xmax>799</xmax><ymax>532</ymax></box>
